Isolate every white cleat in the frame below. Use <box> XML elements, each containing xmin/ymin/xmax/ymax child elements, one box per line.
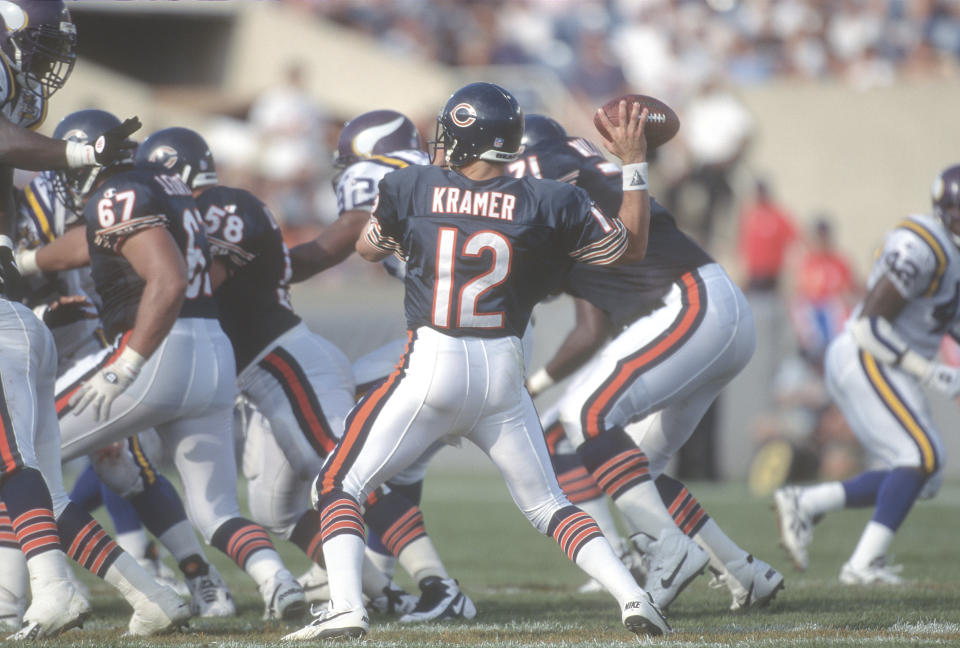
<box><xmin>773</xmin><ymin>486</ymin><xmax>813</xmax><ymax>571</ymax></box>
<box><xmin>297</xmin><ymin>563</ymin><xmax>330</xmax><ymax>605</ymax></box>
<box><xmin>186</xmin><ymin>564</ymin><xmax>236</xmax><ymax>618</ymax></box>
<box><xmin>261</xmin><ymin>569</ymin><xmax>307</xmax><ymax>620</ymax></box>
<box><xmin>621</xmin><ymin>594</ymin><xmax>670</xmax><ymax>637</ymax></box>
<box><xmin>127</xmin><ymin>585</ymin><xmax>190</xmax><ymax>636</ymax></box>
<box><xmin>399</xmin><ymin>577</ymin><xmax>477</xmax><ymax>623</ymax></box>
<box><xmin>281</xmin><ymin>604</ymin><xmax>369</xmax><ymax>641</ymax></box>
<box><xmin>633</xmin><ymin>528</ymin><xmax>709</xmax><ymax>611</ymax></box>
<box><xmin>724</xmin><ymin>554</ymin><xmax>785</xmax><ymax>610</ymax></box>
<box><xmin>7</xmin><ymin>580</ymin><xmax>91</xmax><ymax>640</ymax></box>
<box><xmin>839</xmin><ymin>556</ymin><xmax>904</xmax><ymax>585</ymax></box>
<box><xmin>368</xmin><ymin>584</ymin><xmax>418</xmax><ymax>616</ymax></box>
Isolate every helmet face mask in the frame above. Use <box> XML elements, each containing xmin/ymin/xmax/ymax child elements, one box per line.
<box><xmin>433</xmin><ymin>82</ymin><xmax>524</xmax><ymax>168</ymax></box>
<box><xmin>0</xmin><ymin>0</ymin><xmax>77</xmax><ymax>100</ymax></box>
<box><xmin>932</xmin><ymin>164</ymin><xmax>960</xmax><ymax>247</ymax></box>
<box><xmin>49</xmin><ymin>109</ymin><xmax>126</xmax><ymax>211</ymax></box>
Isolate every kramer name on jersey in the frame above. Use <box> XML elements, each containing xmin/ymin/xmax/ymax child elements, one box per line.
<box><xmin>431</xmin><ymin>187</ymin><xmax>516</xmax><ymax>221</ymax></box>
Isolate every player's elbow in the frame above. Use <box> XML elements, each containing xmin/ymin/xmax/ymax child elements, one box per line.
<box><xmin>612</xmin><ymin>233</ymin><xmax>647</xmax><ymax>265</ymax></box>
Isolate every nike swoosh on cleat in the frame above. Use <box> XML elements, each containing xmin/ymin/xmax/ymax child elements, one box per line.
<box><xmin>450</xmin><ymin>596</ymin><xmax>465</xmax><ymax>617</ymax></box>
<box><xmin>660</xmin><ymin>552</ymin><xmax>688</xmax><ymax>589</ymax></box>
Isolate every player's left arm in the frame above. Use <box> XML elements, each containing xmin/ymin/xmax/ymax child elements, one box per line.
<box><xmin>0</xmin><ymin>112</ymin><xmax>140</xmax><ymax>171</ymax></box>
<box><xmin>17</xmin><ymin>225</ymin><xmax>89</xmax><ymax>275</ymax></box>
<box><xmin>526</xmin><ymin>297</ymin><xmax>612</xmax><ymax>396</ymax></box>
<box><xmin>290</xmin><ymin>209</ymin><xmax>369</xmax><ymax>281</ymax></box>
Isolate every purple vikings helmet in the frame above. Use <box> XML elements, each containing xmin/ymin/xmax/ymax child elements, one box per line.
<box><xmin>0</xmin><ymin>0</ymin><xmax>76</xmax><ymax>99</ymax></box>
<box><xmin>334</xmin><ymin>110</ymin><xmax>422</xmax><ymax>168</ymax></box>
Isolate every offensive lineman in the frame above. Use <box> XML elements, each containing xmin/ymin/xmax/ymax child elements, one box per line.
<box><xmin>284</xmin><ymin>83</ymin><xmax>669</xmax><ymax>641</ymax></box>
<box><xmin>515</xmin><ymin>115</ymin><xmax>783</xmax><ymax>611</ymax></box>
<box><xmin>0</xmin><ymin>0</ymin><xmax>188</xmax><ymax>637</ymax></box>
<box><xmin>775</xmin><ymin>165</ymin><xmax>960</xmax><ymax>584</ymax></box>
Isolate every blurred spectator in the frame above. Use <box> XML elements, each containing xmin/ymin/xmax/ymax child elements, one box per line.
<box><xmin>565</xmin><ymin>28</ymin><xmax>629</xmax><ymax>107</ymax></box>
<box><xmin>738</xmin><ymin>178</ymin><xmax>798</xmax><ymax>291</ymax></box>
<box><xmin>788</xmin><ymin>217</ymin><xmax>859</xmax><ymax>361</ymax></box>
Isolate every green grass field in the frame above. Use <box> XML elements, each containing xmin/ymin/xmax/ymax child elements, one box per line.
<box><xmin>42</xmin><ymin>468</ymin><xmax>960</xmax><ymax>647</ymax></box>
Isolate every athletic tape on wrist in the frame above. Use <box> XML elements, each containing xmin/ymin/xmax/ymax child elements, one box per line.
<box><xmin>622</xmin><ymin>162</ymin><xmax>648</xmax><ymax>192</ymax></box>
<box><xmin>65</xmin><ymin>141</ymin><xmax>97</xmax><ymax>168</ymax></box>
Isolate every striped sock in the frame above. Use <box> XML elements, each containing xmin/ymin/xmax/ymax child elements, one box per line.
<box><xmin>210</xmin><ymin>517</ymin><xmax>277</xmax><ymax>572</ymax></box>
<box><xmin>577</xmin><ymin>429</ymin><xmax>651</xmax><ymax>499</ymax></box>
<box><xmin>289</xmin><ymin>510</ymin><xmax>325</xmax><ymax>566</ymax></box>
<box><xmin>57</xmin><ymin>502</ymin><xmax>122</xmax><ymax>578</ymax></box>
<box><xmin>552</xmin><ymin>452</ymin><xmax>604</xmax><ymax>504</ymax></box>
<box><xmin>548</xmin><ymin>505</ymin><xmax>605</xmax><ymax>563</ymax></box>
<box><xmin>0</xmin><ymin>502</ymin><xmax>18</xmax><ymax>550</ymax></box>
<box><xmin>1</xmin><ymin>469</ymin><xmax>61</xmax><ymax>560</ymax></box>
<box><xmin>363</xmin><ymin>491</ymin><xmax>427</xmax><ymax>558</ymax></box>
<box><xmin>318</xmin><ymin>491</ymin><xmax>365</xmax><ymax>543</ymax></box>
<box><xmin>656</xmin><ymin>474</ymin><xmax>709</xmax><ymax>537</ymax></box>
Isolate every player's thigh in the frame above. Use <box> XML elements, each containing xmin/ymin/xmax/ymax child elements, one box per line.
<box><xmin>826</xmin><ymin>334</ymin><xmax>943</xmax><ymax>474</ymax></box>
<box><xmin>157</xmin><ymin>404</ymin><xmax>241</xmax><ymax>540</ymax></box>
<box><xmin>242</xmin><ymin>410</ymin><xmax>310</xmax><ymax>537</ymax></box>
<box><xmin>0</xmin><ymin>302</ymin><xmax>49</xmax><ymax>473</ymax></box>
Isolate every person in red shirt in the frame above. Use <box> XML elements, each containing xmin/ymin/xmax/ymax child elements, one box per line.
<box><xmin>739</xmin><ymin>179</ymin><xmax>798</xmax><ymax>291</ymax></box>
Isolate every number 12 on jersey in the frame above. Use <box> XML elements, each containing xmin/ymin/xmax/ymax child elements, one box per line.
<box><xmin>432</xmin><ymin>227</ymin><xmax>511</xmax><ymax>330</ymax></box>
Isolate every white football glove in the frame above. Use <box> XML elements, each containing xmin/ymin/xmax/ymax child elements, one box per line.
<box><xmin>923</xmin><ymin>363</ymin><xmax>960</xmax><ymax>398</ymax></box>
<box><xmin>70</xmin><ymin>347</ymin><xmax>145</xmax><ymax>421</ymax></box>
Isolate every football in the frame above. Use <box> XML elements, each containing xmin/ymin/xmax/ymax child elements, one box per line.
<box><xmin>593</xmin><ymin>94</ymin><xmax>680</xmax><ymax>149</ymax></box>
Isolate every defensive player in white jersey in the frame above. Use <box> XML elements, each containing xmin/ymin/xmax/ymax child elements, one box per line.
<box><xmin>289</xmin><ymin>110</ymin><xmax>476</xmax><ymax>622</ymax></box>
<box><xmin>0</xmin><ymin>1</ymin><xmax>192</xmax><ymax>638</ymax></box>
<box><xmin>285</xmin><ymin>83</ymin><xmax>670</xmax><ymax>642</ymax></box>
<box><xmin>775</xmin><ymin>164</ymin><xmax>960</xmax><ymax>584</ymax></box>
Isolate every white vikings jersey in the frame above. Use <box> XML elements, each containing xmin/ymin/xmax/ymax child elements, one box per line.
<box><xmin>0</xmin><ymin>59</ymin><xmax>46</xmax><ymax>130</ymax></box>
<box><xmin>335</xmin><ymin>149</ymin><xmax>429</xmax><ymax>214</ymax></box>
<box><xmin>854</xmin><ymin>213</ymin><xmax>960</xmax><ymax>358</ymax></box>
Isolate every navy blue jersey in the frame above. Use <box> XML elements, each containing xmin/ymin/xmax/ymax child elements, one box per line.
<box><xmin>364</xmin><ymin>164</ymin><xmax>628</xmax><ymax>338</ymax></box>
<box><xmin>83</xmin><ymin>169</ymin><xmax>218</xmax><ymax>339</ymax></box>
<box><xmin>514</xmin><ymin>136</ymin><xmax>713</xmax><ymax>328</ymax></box>
<box><xmin>197</xmin><ymin>185</ymin><xmax>301</xmax><ymax>372</ymax></box>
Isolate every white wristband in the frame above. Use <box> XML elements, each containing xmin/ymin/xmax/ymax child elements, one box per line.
<box><xmin>65</xmin><ymin>140</ymin><xmax>97</xmax><ymax>168</ymax></box>
<box><xmin>526</xmin><ymin>367</ymin><xmax>555</xmax><ymax>396</ymax></box>
<box><xmin>15</xmin><ymin>248</ymin><xmax>39</xmax><ymax>276</ymax></box>
<box><xmin>117</xmin><ymin>345</ymin><xmax>147</xmax><ymax>376</ymax></box>
<box><xmin>622</xmin><ymin>162</ymin><xmax>648</xmax><ymax>192</ymax></box>
<box><xmin>900</xmin><ymin>350</ymin><xmax>932</xmax><ymax>381</ymax></box>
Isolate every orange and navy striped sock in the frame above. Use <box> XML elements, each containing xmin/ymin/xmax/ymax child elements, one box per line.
<box><xmin>211</xmin><ymin>518</ymin><xmax>277</xmax><ymax>571</ymax></box>
<box><xmin>0</xmin><ymin>502</ymin><xmax>17</xmax><ymax>550</ymax></box>
<box><xmin>548</xmin><ymin>505</ymin><xmax>604</xmax><ymax>563</ymax></box>
<box><xmin>318</xmin><ymin>490</ymin><xmax>365</xmax><ymax>543</ymax></box>
<box><xmin>0</xmin><ymin>468</ymin><xmax>61</xmax><ymax>560</ymax></box>
<box><xmin>289</xmin><ymin>510</ymin><xmax>325</xmax><ymax>566</ymax></box>
<box><xmin>56</xmin><ymin>501</ymin><xmax>122</xmax><ymax>578</ymax></box>
<box><xmin>363</xmin><ymin>491</ymin><xmax>427</xmax><ymax>558</ymax></box>
<box><xmin>655</xmin><ymin>474</ymin><xmax>709</xmax><ymax>537</ymax></box>
<box><xmin>551</xmin><ymin>452</ymin><xmax>604</xmax><ymax>504</ymax></box>
<box><xmin>577</xmin><ymin>428</ymin><xmax>651</xmax><ymax>500</ymax></box>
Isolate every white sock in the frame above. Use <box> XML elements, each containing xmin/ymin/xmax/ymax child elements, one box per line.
<box><xmin>364</xmin><ymin>548</ymin><xmax>397</xmax><ymax>581</ymax></box>
<box><xmin>613</xmin><ymin>481</ymin><xmax>676</xmax><ymax>539</ymax></box>
<box><xmin>571</xmin><ymin>536</ymin><xmax>643</xmax><ymax>606</ymax></box>
<box><xmin>157</xmin><ymin>521</ymin><xmax>205</xmax><ymax>564</ymax></box>
<box><xmin>104</xmin><ymin>553</ymin><xmax>163</xmax><ymax>607</ymax></box>
<box><xmin>244</xmin><ymin>549</ymin><xmax>287</xmax><ymax>590</ymax></box>
<box><xmin>398</xmin><ymin>537</ymin><xmax>448</xmax><ymax>584</ymax></box>
<box><xmin>25</xmin><ymin>550</ymin><xmax>74</xmax><ymax>588</ymax></box>
<box><xmin>848</xmin><ymin>521</ymin><xmax>894</xmax><ymax>569</ymax></box>
<box><xmin>323</xmin><ymin>534</ymin><xmax>365</xmax><ymax>611</ymax></box>
<box><xmin>799</xmin><ymin>482</ymin><xmax>846</xmax><ymax>518</ymax></box>
<box><xmin>694</xmin><ymin>519</ymin><xmax>748</xmax><ymax>571</ymax></box>
<box><xmin>577</xmin><ymin>496</ymin><xmax>622</xmax><ymax>546</ymax></box>
<box><xmin>0</xmin><ymin>546</ymin><xmax>28</xmax><ymax>600</ymax></box>
<box><xmin>360</xmin><ymin>552</ymin><xmax>391</xmax><ymax>599</ymax></box>
<box><xmin>116</xmin><ymin>530</ymin><xmax>150</xmax><ymax>560</ymax></box>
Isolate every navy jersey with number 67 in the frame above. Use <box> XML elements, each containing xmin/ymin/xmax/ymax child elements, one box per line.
<box><xmin>512</xmin><ymin>136</ymin><xmax>713</xmax><ymax>328</ymax></box>
<box><xmin>197</xmin><ymin>185</ymin><xmax>301</xmax><ymax>372</ymax></box>
<box><xmin>83</xmin><ymin>168</ymin><xmax>218</xmax><ymax>340</ymax></box>
<box><xmin>364</xmin><ymin>164</ymin><xmax>628</xmax><ymax>338</ymax></box>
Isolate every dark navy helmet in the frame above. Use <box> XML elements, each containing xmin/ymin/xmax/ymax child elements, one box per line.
<box><xmin>51</xmin><ymin>109</ymin><xmax>128</xmax><ymax>211</ymax></box>
<box><xmin>434</xmin><ymin>82</ymin><xmax>523</xmax><ymax>167</ymax></box>
<box><xmin>135</xmin><ymin>127</ymin><xmax>218</xmax><ymax>190</ymax></box>
<box><xmin>0</xmin><ymin>0</ymin><xmax>76</xmax><ymax>99</ymax></box>
<box><xmin>334</xmin><ymin>110</ymin><xmax>421</xmax><ymax>169</ymax></box>
<box><xmin>932</xmin><ymin>164</ymin><xmax>960</xmax><ymax>243</ymax></box>
<box><xmin>521</xmin><ymin>114</ymin><xmax>567</xmax><ymax>149</ymax></box>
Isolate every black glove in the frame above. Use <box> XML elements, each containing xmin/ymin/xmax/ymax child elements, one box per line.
<box><xmin>0</xmin><ymin>245</ymin><xmax>23</xmax><ymax>301</ymax></box>
<box><xmin>42</xmin><ymin>295</ymin><xmax>98</xmax><ymax>328</ymax></box>
<box><xmin>93</xmin><ymin>116</ymin><xmax>142</xmax><ymax>165</ymax></box>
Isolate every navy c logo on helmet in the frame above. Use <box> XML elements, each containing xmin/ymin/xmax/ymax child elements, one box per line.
<box><xmin>148</xmin><ymin>145</ymin><xmax>179</xmax><ymax>169</ymax></box>
<box><xmin>450</xmin><ymin>103</ymin><xmax>477</xmax><ymax>127</ymax></box>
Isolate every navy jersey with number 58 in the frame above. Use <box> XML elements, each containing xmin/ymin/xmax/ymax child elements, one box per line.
<box><xmin>197</xmin><ymin>185</ymin><xmax>301</xmax><ymax>372</ymax></box>
<box><xmin>83</xmin><ymin>168</ymin><xmax>218</xmax><ymax>340</ymax></box>
<box><xmin>364</xmin><ymin>164</ymin><xmax>628</xmax><ymax>338</ymax></box>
